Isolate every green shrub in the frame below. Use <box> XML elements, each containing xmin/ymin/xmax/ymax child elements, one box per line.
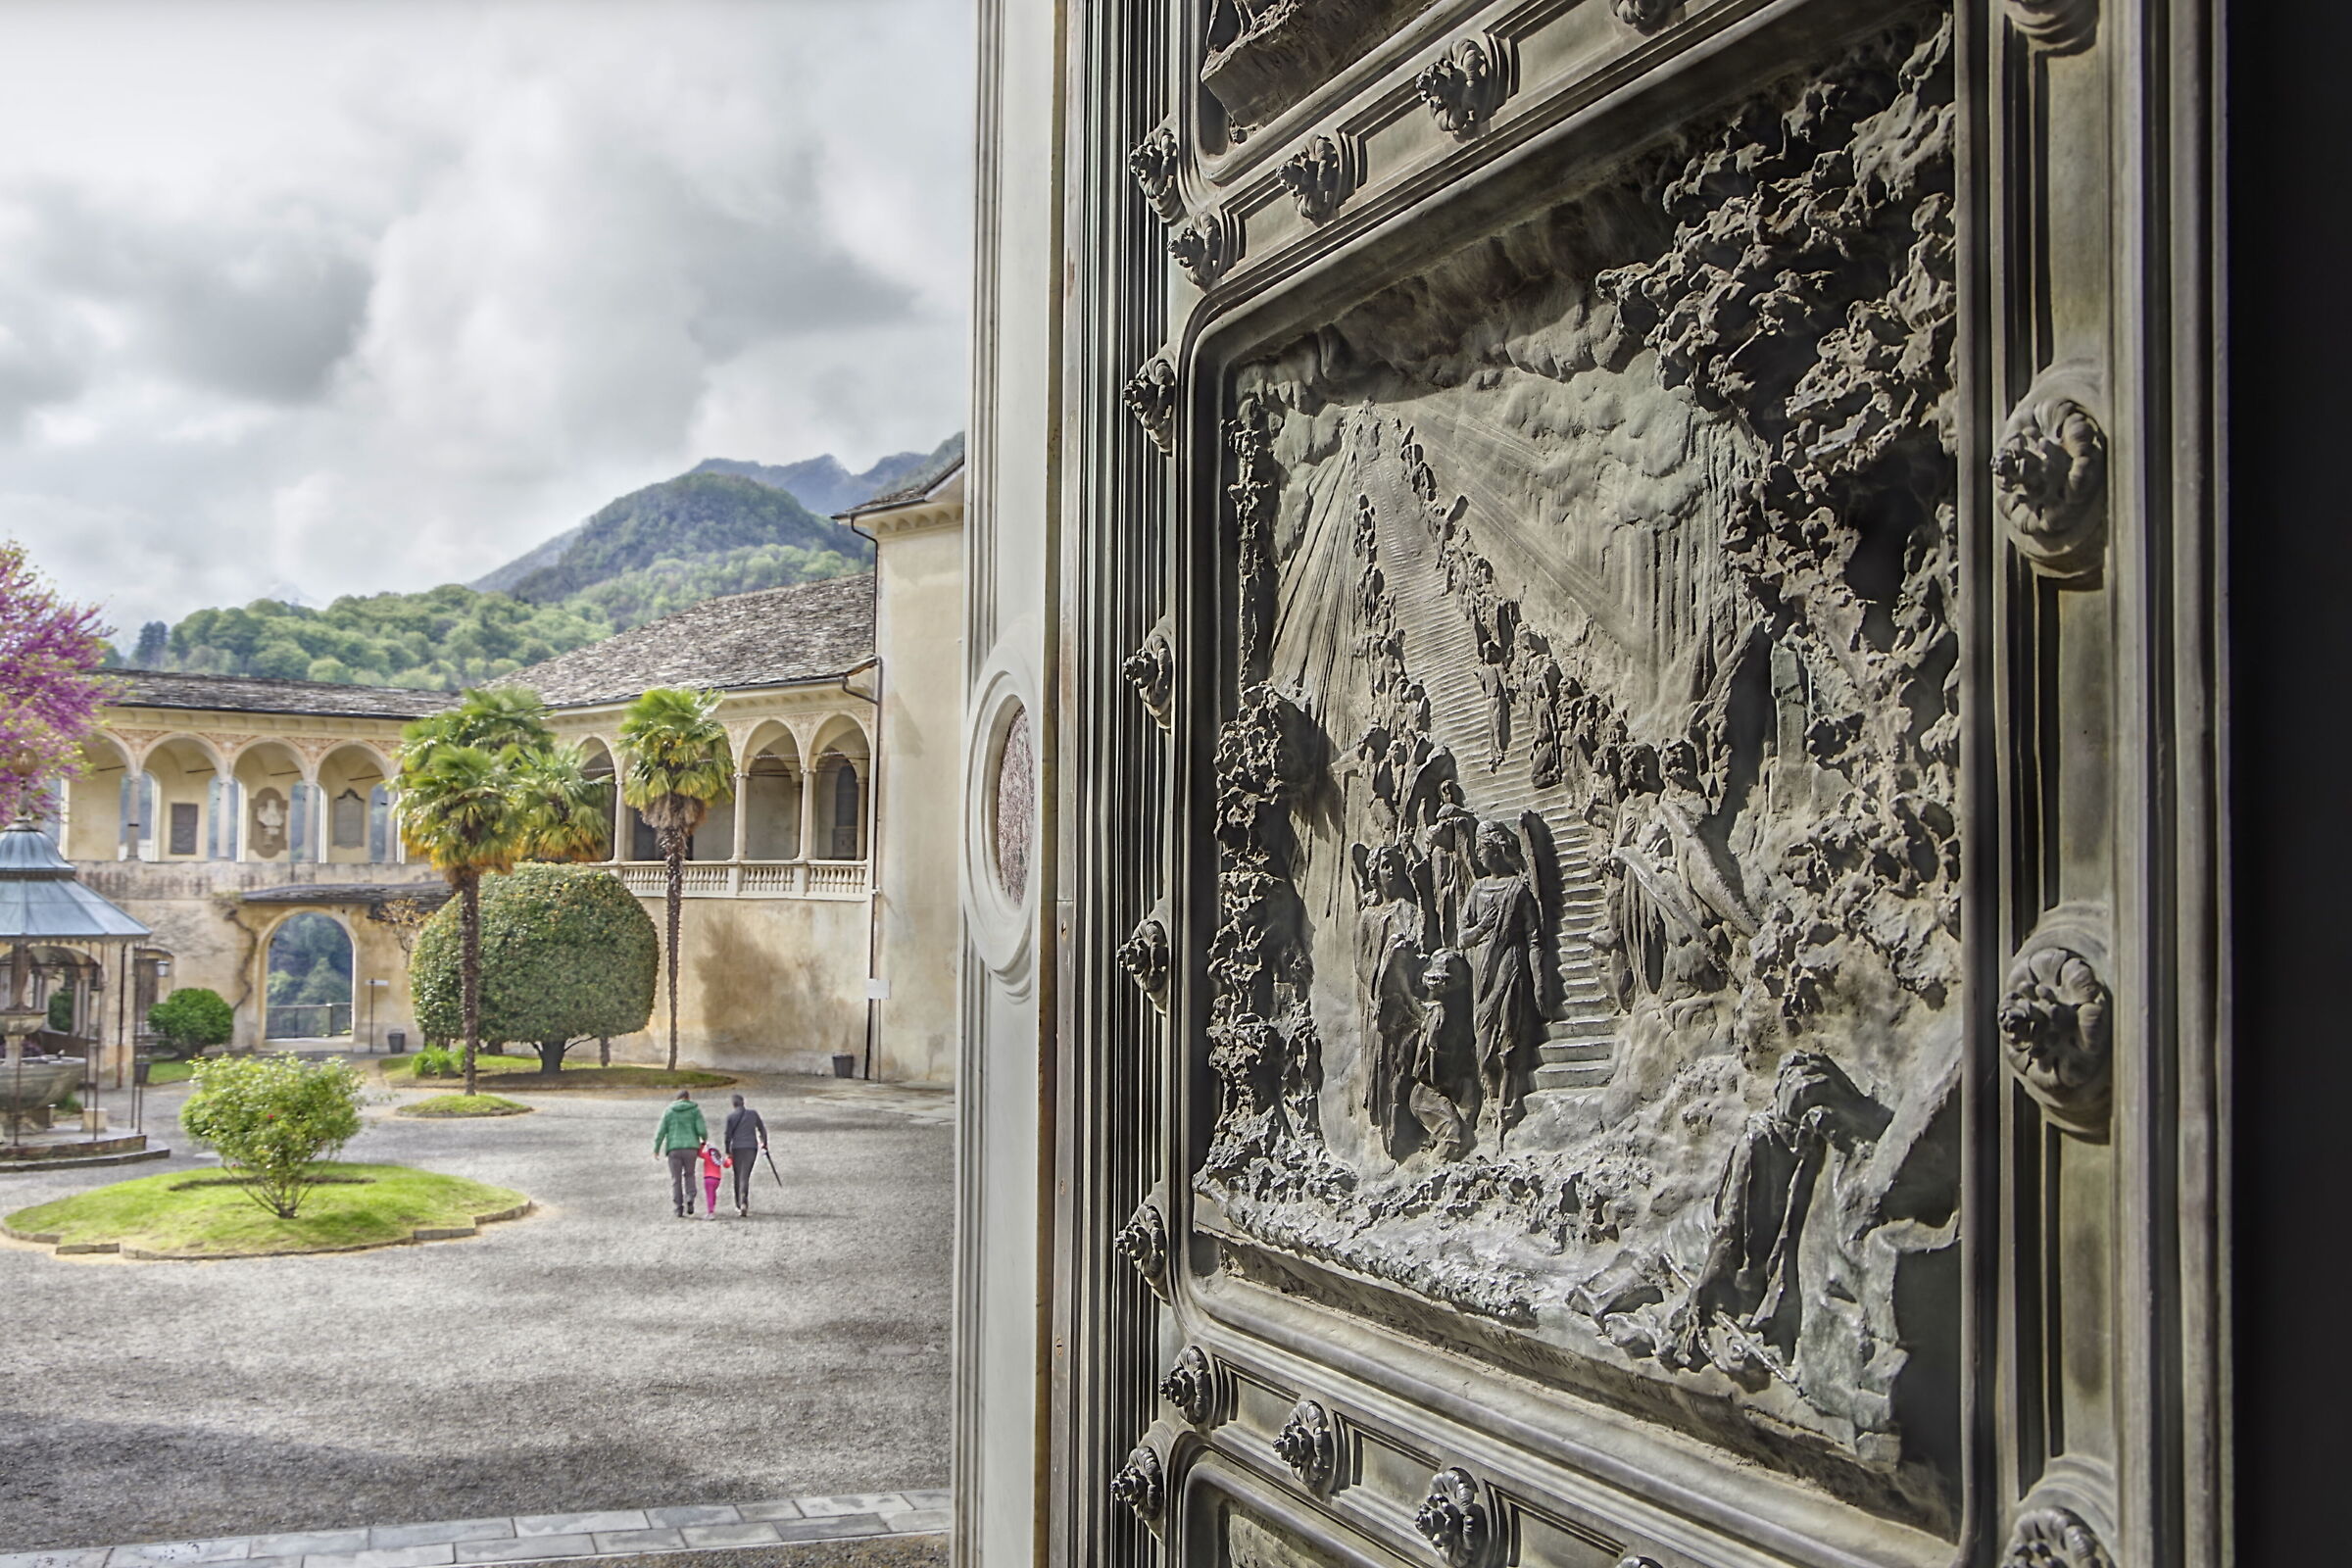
<box><xmin>411</xmin><ymin>862</ymin><xmax>657</xmax><ymax>1073</ymax></box>
<box><xmin>413</xmin><ymin>1044</ymin><xmax>461</xmax><ymax>1078</ymax></box>
<box><xmin>148</xmin><ymin>988</ymin><xmax>235</xmax><ymax>1060</ymax></box>
<box><xmin>180</xmin><ymin>1055</ymin><xmax>365</xmax><ymax>1219</ymax></box>
<box><xmin>46</xmin><ymin>991</ymin><xmax>73</xmax><ymax>1033</ymax></box>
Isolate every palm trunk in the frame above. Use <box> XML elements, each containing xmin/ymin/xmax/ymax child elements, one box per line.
<box><xmin>459</xmin><ymin>871</ymin><xmax>482</xmax><ymax>1099</ymax></box>
<box><xmin>662</xmin><ymin>830</ymin><xmax>683</xmax><ymax>1070</ymax></box>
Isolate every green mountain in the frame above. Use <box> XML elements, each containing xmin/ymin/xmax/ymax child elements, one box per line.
<box><xmin>132</xmin><ymin>437</ymin><xmax>955</xmax><ymax>690</ymax></box>
<box><xmin>492</xmin><ymin>471</ymin><xmax>869</xmax><ymax>605</ymax></box>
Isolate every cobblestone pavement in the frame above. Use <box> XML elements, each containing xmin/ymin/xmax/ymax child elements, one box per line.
<box><xmin>0</xmin><ymin>1071</ymin><xmax>953</xmax><ymax>1553</ymax></box>
<box><xmin>0</xmin><ymin>1488</ymin><xmax>952</xmax><ymax>1568</ymax></box>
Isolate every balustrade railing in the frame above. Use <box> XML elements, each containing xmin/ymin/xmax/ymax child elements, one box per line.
<box><xmin>612</xmin><ymin>859</ymin><xmax>867</xmax><ymax>900</ymax></box>
<box><xmin>266</xmin><ymin>1003</ymin><xmax>353</xmax><ymax>1040</ymax></box>
<box><xmin>806</xmin><ymin>861</ymin><xmax>869</xmax><ymax>895</ymax></box>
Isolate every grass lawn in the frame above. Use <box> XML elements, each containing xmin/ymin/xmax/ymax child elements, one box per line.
<box><xmin>377</xmin><ymin>1054</ymin><xmax>732</xmax><ymax>1091</ymax></box>
<box><xmin>399</xmin><ymin>1093</ymin><xmax>532</xmax><ymax>1117</ymax></box>
<box><xmin>144</xmin><ymin>1059</ymin><xmax>197</xmax><ymax>1085</ymax></box>
<box><xmin>2</xmin><ymin>1163</ymin><xmax>531</xmax><ymax>1258</ymax></box>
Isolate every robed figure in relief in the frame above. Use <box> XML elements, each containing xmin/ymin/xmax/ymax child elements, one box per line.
<box><xmin>1359</xmin><ymin>845</ymin><xmax>1432</xmax><ymax>1158</ymax></box>
<box><xmin>1460</xmin><ymin>820</ymin><xmax>1544</xmax><ymax>1139</ymax></box>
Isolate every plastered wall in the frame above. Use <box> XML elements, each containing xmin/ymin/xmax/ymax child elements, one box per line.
<box><xmin>871</xmin><ymin>510</ymin><xmax>965</xmax><ymax>1084</ymax></box>
<box><xmin>605</xmin><ymin>893</ymin><xmax>870</xmax><ymax>1074</ymax></box>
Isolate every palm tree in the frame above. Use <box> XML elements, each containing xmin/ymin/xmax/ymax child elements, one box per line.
<box><xmin>618</xmin><ymin>687</ymin><xmax>734</xmax><ymax>1069</ymax></box>
<box><xmin>441</xmin><ymin>685</ymin><xmax>556</xmax><ymax>753</ymax></box>
<box><xmin>393</xmin><ymin>734</ymin><xmax>525</xmax><ymax>1098</ymax></box>
<box><xmin>512</xmin><ymin>743</ymin><xmax>611</xmax><ymax>862</ymax></box>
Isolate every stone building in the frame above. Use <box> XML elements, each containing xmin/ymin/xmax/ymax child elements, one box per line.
<box><xmin>50</xmin><ymin>465</ymin><xmax>964</xmax><ymax>1084</ymax></box>
<box><xmin>953</xmin><ymin>3</ymin><xmax>2258</xmax><ymax>1568</ymax></box>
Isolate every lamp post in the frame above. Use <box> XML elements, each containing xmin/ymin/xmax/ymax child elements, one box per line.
<box><xmin>365</xmin><ymin>977</ymin><xmax>390</xmax><ymax>1054</ymax></box>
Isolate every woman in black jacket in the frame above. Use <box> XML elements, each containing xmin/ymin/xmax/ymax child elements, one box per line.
<box><xmin>722</xmin><ymin>1093</ymin><xmax>770</xmax><ymax>1216</ymax></box>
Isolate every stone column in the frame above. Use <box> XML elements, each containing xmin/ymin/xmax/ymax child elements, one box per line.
<box><xmin>730</xmin><ymin>772</ymin><xmax>751</xmax><ymax>859</ymax></box>
<box><xmin>610</xmin><ymin>783</ymin><xmax>628</xmax><ymax>863</ymax></box>
<box><xmin>798</xmin><ymin>763</ymin><xmax>820</xmax><ymax>862</ymax></box>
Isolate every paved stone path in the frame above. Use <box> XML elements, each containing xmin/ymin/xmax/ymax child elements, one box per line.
<box><xmin>0</xmin><ymin>1072</ymin><xmax>953</xmax><ymax>1553</ymax></box>
<box><xmin>0</xmin><ymin>1490</ymin><xmax>952</xmax><ymax>1568</ymax></box>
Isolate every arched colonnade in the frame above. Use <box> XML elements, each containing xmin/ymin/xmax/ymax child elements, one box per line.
<box><xmin>565</xmin><ymin>708</ymin><xmax>875</xmax><ymax>896</ymax></box>
<box><xmin>64</xmin><ymin>700</ymin><xmax>877</xmax><ymax>895</ymax></box>
<box><xmin>62</xmin><ymin>732</ymin><xmax>400</xmax><ymax>867</ymax></box>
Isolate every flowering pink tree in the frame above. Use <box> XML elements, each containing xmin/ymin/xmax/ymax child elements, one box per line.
<box><xmin>0</xmin><ymin>542</ymin><xmax>118</xmax><ymax>822</ymax></box>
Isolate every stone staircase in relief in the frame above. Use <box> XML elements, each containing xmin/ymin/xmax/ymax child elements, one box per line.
<box><xmin>1363</xmin><ymin>452</ymin><xmax>1618</xmax><ymax>1097</ymax></box>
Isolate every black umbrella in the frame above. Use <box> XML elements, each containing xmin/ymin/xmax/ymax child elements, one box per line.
<box><xmin>761</xmin><ymin>1146</ymin><xmax>784</xmax><ymax>1189</ymax></box>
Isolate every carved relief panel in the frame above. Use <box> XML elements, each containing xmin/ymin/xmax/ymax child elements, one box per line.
<box><xmin>1034</xmin><ymin>0</ymin><xmax>2221</xmax><ymax>1563</ymax></box>
<box><xmin>1179</xmin><ymin>12</ymin><xmax>1965</xmax><ymax>1542</ymax></box>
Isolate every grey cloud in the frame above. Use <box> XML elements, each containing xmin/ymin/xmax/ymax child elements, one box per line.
<box><xmin>0</xmin><ymin>0</ymin><xmax>972</xmax><ymax>635</ymax></box>
<box><xmin>0</xmin><ymin>307</ymin><xmax>91</xmax><ymax>434</ymax></box>
<box><xmin>10</xmin><ymin>185</ymin><xmax>373</xmax><ymax>405</ymax></box>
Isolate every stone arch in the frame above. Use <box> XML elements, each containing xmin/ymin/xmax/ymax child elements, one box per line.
<box><xmin>144</xmin><ymin>735</ymin><xmax>233</xmax><ymax>860</ymax></box>
<box><xmin>131</xmin><ymin>730</ymin><xmax>229</xmax><ymax>777</ymax></box>
<box><xmin>806</xmin><ymin>712</ymin><xmax>874</xmax><ymax>861</ymax></box>
<box><xmin>65</xmin><ymin>733</ymin><xmax>133</xmax><ymax>860</ymax></box>
<box><xmin>740</xmin><ymin>721</ymin><xmax>806</xmax><ymax>860</ymax></box>
<box><xmin>574</xmin><ymin>736</ymin><xmax>621</xmax><ymax>863</ymax></box>
<box><xmin>231</xmin><ymin>741</ymin><xmax>310</xmax><ymax>863</ymax></box>
<box><xmin>807</xmin><ymin>710</ymin><xmax>875</xmax><ymax>760</ymax></box>
<box><xmin>228</xmin><ymin>735</ymin><xmax>312</xmax><ymax>783</ymax></box>
<box><xmin>259</xmin><ymin>908</ymin><xmax>357</xmax><ymax>1043</ymax></box>
<box><xmin>317</xmin><ymin>744</ymin><xmax>395</xmax><ymax>865</ymax></box>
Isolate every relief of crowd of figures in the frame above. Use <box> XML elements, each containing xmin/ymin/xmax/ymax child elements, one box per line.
<box><xmin>1146</xmin><ymin>10</ymin><xmax>1971</xmax><ymax>1525</ymax></box>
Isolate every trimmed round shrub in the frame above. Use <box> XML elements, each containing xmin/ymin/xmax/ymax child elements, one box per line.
<box><xmin>148</xmin><ymin>987</ymin><xmax>235</xmax><ymax>1060</ymax></box>
<box><xmin>411</xmin><ymin>862</ymin><xmax>657</xmax><ymax>1071</ymax></box>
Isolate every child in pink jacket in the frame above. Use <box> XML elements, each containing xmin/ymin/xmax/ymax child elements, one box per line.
<box><xmin>699</xmin><ymin>1143</ymin><xmax>725</xmax><ymax>1220</ymax></box>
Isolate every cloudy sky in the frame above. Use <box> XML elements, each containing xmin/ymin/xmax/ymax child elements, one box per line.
<box><xmin>0</xmin><ymin>0</ymin><xmax>973</xmax><ymax>642</ymax></box>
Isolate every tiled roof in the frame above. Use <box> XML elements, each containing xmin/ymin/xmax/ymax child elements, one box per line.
<box><xmin>511</xmin><ymin>573</ymin><xmax>877</xmax><ymax>707</ymax></box>
<box><xmin>238</xmin><ymin>883</ymin><xmax>453</xmax><ymax>909</ymax></box>
<box><xmin>109</xmin><ymin>670</ymin><xmax>450</xmax><ymax>720</ymax></box>
<box><xmin>839</xmin><ymin>446</ymin><xmax>964</xmax><ymax>518</ymax></box>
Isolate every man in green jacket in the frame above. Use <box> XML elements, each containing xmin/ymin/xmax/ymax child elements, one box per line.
<box><xmin>654</xmin><ymin>1090</ymin><xmax>709</xmax><ymax>1217</ymax></box>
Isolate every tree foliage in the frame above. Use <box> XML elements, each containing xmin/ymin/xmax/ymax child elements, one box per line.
<box><xmin>397</xmin><ymin>728</ymin><xmax>528</xmax><ymax>1098</ymax></box>
<box><xmin>411</xmin><ymin>862</ymin><xmax>656</xmax><ymax>1073</ymax></box>
<box><xmin>156</xmin><ymin>584</ymin><xmax>610</xmax><ymax>690</ymax></box>
<box><xmin>147</xmin><ymin>988</ymin><xmax>235</xmax><ymax>1057</ymax></box>
<box><xmin>180</xmin><ymin>1055</ymin><xmax>365</xmax><ymax>1219</ymax></box>
<box><xmin>396</xmin><ymin>689</ymin><xmax>608</xmax><ymax>1093</ymax></box>
<box><xmin>267</xmin><ymin>913</ymin><xmax>353</xmax><ymax>1008</ymax></box>
<box><xmin>620</xmin><ymin>687</ymin><xmax>733</xmax><ymax>1070</ymax></box>
<box><xmin>0</xmin><ymin>541</ymin><xmax>118</xmax><ymax>820</ymax></box>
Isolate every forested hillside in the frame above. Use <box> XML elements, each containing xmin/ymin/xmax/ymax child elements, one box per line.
<box><xmin>496</xmin><ymin>471</ymin><xmax>870</xmax><ymax>604</ymax></box>
<box><xmin>564</xmin><ymin>540</ymin><xmax>861</xmax><ymax>629</ymax></box>
<box><xmin>146</xmin><ymin>586</ymin><xmax>612</xmax><ymax>690</ymax></box>
<box><xmin>130</xmin><ymin>434</ymin><xmax>954</xmax><ymax>689</ymax></box>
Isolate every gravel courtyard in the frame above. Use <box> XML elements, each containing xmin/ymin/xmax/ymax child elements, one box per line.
<box><xmin>0</xmin><ymin>1070</ymin><xmax>953</xmax><ymax>1553</ymax></box>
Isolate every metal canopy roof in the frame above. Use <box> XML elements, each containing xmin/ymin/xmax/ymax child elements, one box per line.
<box><xmin>0</xmin><ymin>818</ymin><xmax>150</xmax><ymax>943</ymax></box>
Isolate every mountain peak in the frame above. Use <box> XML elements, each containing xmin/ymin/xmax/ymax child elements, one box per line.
<box><xmin>470</xmin><ymin>435</ymin><xmax>959</xmax><ymax>598</ymax></box>
<box><xmin>691</xmin><ymin>435</ymin><xmax>960</xmax><ymax>517</ymax></box>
